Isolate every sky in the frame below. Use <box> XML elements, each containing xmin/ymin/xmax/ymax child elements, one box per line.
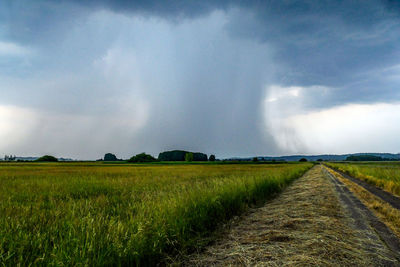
<box><xmin>1</xmin><ymin>0</ymin><xmax>400</xmax><ymax>159</ymax></box>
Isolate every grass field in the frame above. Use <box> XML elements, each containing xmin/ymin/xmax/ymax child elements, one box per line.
<box><xmin>0</xmin><ymin>162</ymin><xmax>311</xmax><ymax>265</ymax></box>
<box><xmin>326</xmin><ymin>162</ymin><xmax>400</xmax><ymax>197</ymax></box>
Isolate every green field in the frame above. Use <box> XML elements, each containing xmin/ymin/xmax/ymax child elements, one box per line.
<box><xmin>0</xmin><ymin>162</ymin><xmax>311</xmax><ymax>265</ymax></box>
<box><xmin>326</xmin><ymin>162</ymin><xmax>400</xmax><ymax>197</ymax></box>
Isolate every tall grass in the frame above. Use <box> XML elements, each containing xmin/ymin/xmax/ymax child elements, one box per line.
<box><xmin>326</xmin><ymin>162</ymin><xmax>400</xmax><ymax>197</ymax></box>
<box><xmin>0</xmin><ymin>163</ymin><xmax>311</xmax><ymax>265</ymax></box>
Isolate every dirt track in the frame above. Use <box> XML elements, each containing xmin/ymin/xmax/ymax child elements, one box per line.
<box><xmin>185</xmin><ymin>165</ymin><xmax>400</xmax><ymax>266</ymax></box>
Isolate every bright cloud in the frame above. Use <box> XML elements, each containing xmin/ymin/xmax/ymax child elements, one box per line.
<box><xmin>265</xmin><ymin>101</ymin><xmax>400</xmax><ymax>154</ymax></box>
<box><xmin>0</xmin><ymin>41</ymin><xmax>30</xmax><ymax>56</ymax></box>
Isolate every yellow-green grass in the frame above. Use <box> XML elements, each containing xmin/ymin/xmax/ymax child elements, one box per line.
<box><xmin>0</xmin><ymin>162</ymin><xmax>312</xmax><ymax>265</ymax></box>
<box><xmin>326</xmin><ymin>162</ymin><xmax>400</xmax><ymax>197</ymax></box>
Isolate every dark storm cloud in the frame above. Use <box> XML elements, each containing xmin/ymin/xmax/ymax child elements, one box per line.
<box><xmin>11</xmin><ymin>0</ymin><xmax>399</xmax><ymax>102</ymax></box>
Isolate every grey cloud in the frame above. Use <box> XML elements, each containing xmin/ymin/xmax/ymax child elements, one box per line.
<box><xmin>68</xmin><ymin>0</ymin><xmax>400</xmax><ymax>104</ymax></box>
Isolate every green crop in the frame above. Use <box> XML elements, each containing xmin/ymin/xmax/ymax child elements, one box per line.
<box><xmin>0</xmin><ymin>162</ymin><xmax>311</xmax><ymax>265</ymax></box>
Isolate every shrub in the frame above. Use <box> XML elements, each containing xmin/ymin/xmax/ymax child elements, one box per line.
<box><xmin>299</xmin><ymin>158</ymin><xmax>308</xmax><ymax>162</ymax></box>
<box><xmin>209</xmin><ymin>154</ymin><xmax>216</xmax><ymax>161</ymax></box>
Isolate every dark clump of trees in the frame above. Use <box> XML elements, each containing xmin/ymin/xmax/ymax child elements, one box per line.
<box><xmin>346</xmin><ymin>155</ymin><xmax>383</xmax><ymax>161</ymax></box>
<box><xmin>104</xmin><ymin>153</ymin><xmax>119</xmax><ymax>161</ymax></box>
<box><xmin>209</xmin><ymin>154</ymin><xmax>216</xmax><ymax>161</ymax></box>
<box><xmin>299</xmin><ymin>158</ymin><xmax>308</xmax><ymax>162</ymax></box>
<box><xmin>128</xmin><ymin>153</ymin><xmax>157</xmax><ymax>163</ymax></box>
<box><xmin>36</xmin><ymin>155</ymin><xmax>58</xmax><ymax>162</ymax></box>
<box><xmin>158</xmin><ymin>150</ymin><xmax>208</xmax><ymax>161</ymax></box>
<box><xmin>252</xmin><ymin>157</ymin><xmax>259</xmax><ymax>162</ymax></box>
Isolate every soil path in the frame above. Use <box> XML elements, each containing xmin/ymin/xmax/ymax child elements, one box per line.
<box><xmin>185</xmin><ymin>165</ymin><xmax>400</xmax><ymax>266</ymax></box>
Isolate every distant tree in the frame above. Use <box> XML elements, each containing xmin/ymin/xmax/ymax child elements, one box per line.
<box><xmin>104</xmin><ymin>153</ymin><xmax>118</xmax><ymax>161</ymax></box>
<box><xmin>185</xmin><ymin>152</ymin><xmax>194</xmax><ymax>162</ymax></box>
<box><xmin>209</xmin><ymin>154</ymin><xmax>216</xmax><ymax>161</ymax></box>
<box><xmin>252</xmin><ymin>157</ymin><xmax>259</xmax><ymax>162</ymax></box>
<box><xmin>317</xmin><ymin>159</ymin><xmax>323</xmax><ymax>162</ymax></box>
<box><xmin>128</xmin><ymin>153</ymin><xmax>157</xmax><ymax>163</ymax></box>
<box><xmin>36</xmin><ymin>155</ymin><xmax>58</xmax><ymax>162</ymax></box>
<box><xmin>299</xmin><ymin>158</ymin><xmax>308</xmax><ymax>162</ymax></box>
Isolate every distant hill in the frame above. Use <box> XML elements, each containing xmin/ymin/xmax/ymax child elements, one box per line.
<box><xmin>225</xmin><ymin>153</ymin><xmax>400</xmax><ymax>162</ymax></box>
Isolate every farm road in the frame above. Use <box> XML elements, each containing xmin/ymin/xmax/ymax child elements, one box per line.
<box><xmin>186</xmin><ymin>165</ymin><xmax>400</xmax><ymax>266</ymax></box>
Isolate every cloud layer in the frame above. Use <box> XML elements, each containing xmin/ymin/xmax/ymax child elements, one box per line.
<box><xmin>1</xmin><ymin>0</ymin><xmax>400</xmax><ymax>158</ymax></box>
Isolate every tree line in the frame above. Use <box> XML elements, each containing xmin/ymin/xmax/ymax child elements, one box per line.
<box><xmin>101</xmin><ymin>150</ymin><xmax>216</xmax><ymax>163</ymax></box>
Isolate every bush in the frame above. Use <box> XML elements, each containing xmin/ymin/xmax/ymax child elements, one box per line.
<box><xmin>128</xmin><ymin>153</ymin><xmax>157</xmax><ymax>163</ymax></box>
<box><xmin>299</xmin><ymin>158</ymin><xmax>308</xmax><ymax>162</ymax></box>
<box><xmin>252</xmin><ymin>157</ymin><xmax>259</xmax><ymax>162</ymax></box>
<box><xmin>35</xmin><ymin>155</ymin><xmax>58</xmax><ymax>162</ymax></box>
<box><xmin>209</xmin><ymin>155</ymin><xmax>216</xmax><ymax>161</ymax></box>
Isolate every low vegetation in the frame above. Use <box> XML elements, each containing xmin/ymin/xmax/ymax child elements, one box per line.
<box><xmin>0</xmin><ymin>162</ymin><xmax>311</xmax><ymax>265</ymax></box>
<box><xmin>326</xmin><ymin>162</ymin><xmax>400</xmax><ymax>197</ymax></box>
